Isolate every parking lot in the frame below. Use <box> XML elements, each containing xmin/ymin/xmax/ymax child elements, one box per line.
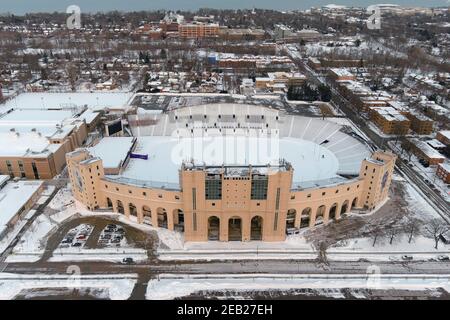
<box><xmin>40</xmin><ymin>216</ymin><xmax>157</xmax><ymax>261</ymax></box>
<box><xmin>58</xmin><ymin>224</ymin><xmax>94</xmax><ymax>249</ymax></box>
<box><xmin>98</xmin><ymin>224</ymin><xmax>127</xmax><ymax>248</ymax></box>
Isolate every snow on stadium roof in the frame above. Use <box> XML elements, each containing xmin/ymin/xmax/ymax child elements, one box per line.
<box><xmin>104</xmin><ymin>135</ymin><xmax>339</xmax><ymax>190</ymax></box>
<box><xmin>99</xmin><ymin>104</ymin><xmax>371</xmax><ymax>190</ymax></box>
<box><xmin>88</xmin><ymin>137</ymin><xmax>135</xmax><ymax>169</ymax></box>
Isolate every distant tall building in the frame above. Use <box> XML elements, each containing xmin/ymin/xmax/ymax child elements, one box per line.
<box><xmin>178</xmin><ymin>22</ymin><xmax>219</xmax><ymax>39</ymax></box>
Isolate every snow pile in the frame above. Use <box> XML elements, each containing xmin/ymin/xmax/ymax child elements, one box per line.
<box><xmin>0</xmin><ymin>273</ymin><xmax>137</xmax><ymax>300</ymax></box>
<box><xmin>146</xmin><ymin>274</ymin><xmax>450</xmax><ymax>300</ymax></box>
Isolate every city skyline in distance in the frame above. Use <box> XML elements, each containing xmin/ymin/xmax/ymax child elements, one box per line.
<box><xmin>0</xmin><ymin>0</ymin><xmax>448</xmax><ymax>14</ymax></box>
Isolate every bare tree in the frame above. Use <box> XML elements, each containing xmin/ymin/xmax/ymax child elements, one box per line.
<box><xmin>403</xmin><ymin>218</ymin><xmax>421</xmax><ymax>244</ymax></box>
<box><xmin>65</xmin><ymin>63</ymin><xmax>78</xmax><ymax>91</ymax></box>
<box><xmin>424</xmin><ymin>219</ymin><xmax>449</xmax><ymax>250</ymax></box>
<box><xmin>386</xmin><ymin>226</ymin><xmax>399</xmax><ymax>245</ymax></box>
<box><xmin>370</xmin><ymin>226</ymin><xmax>386</xmax><ymax>247</ymax></box>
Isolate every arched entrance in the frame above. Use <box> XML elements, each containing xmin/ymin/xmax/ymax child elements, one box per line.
<box><xmin>315</xmin><ymin>205</ymin><xmax>326</xmax><ymax>225</ymax></box>
<box><xmin>250</xmin><ymin>216</ymin><xmax>263</xmax><ymax>241</ymax></box>
<box><xmin>173</xmin><ymin>209</ymin><xmax>184</xmax><ymax>231</ymax></box>
<box><xmin>329</xmin><ymin>203</ymin><xmax>338</xmax><ymax>220</ymax></box>
<box><xmin>340</xmin><ymin>200</ymin><xmax>349</xmax><ymax>215</ymax></box>
<box><xmin>106</xmin><ymin>197</ymin><xmax>113</xmax><ymax>208</ymax></box>
<box><xmin>300</xmin><ymin>208</ymin><xmax>311</xmax><ymax>228</ymax></box>
<box><xmin>157</xmin><ymin>208</ymin><xmax>167</xmax><ymax>228</ymax></box>
<box><xmin>208</xmin><ymin>216</ymin><xmax>220</xmax><ymax>241</ymax></box>
<box><xmin>129</xmin><ymin>203</ymin><xmax>137</xmax><ymax>217</ymax></box>
<box><xmin>228</xmin><ymin>217</ymin><xmax>242</xmax><ymax>241</ymax></box>
<box><xmin>142</xmin><ymin>206</ymin><xmax>152</xmax><ymax>225</ymax></box>
<box><xmin>117</xmin><ymin>200</ymin><xmax>124</xmax><ymax>214</ymax></box>
<box><xmin>286</xmin><ymin>209</ymin><xmax>296</xmax><ymax>230</ymax></box>
<box><xmin>351</xmin><ymin>197</ymin><xmax>358</xmax><ymax>210</ymax></box>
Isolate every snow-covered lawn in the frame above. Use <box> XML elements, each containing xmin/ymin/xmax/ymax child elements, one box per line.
<box><xmin>0</xmin><ymin>273</ymin><xmax>137</xmax><ymax>300</ymax></box>
<box><xmin>146</xmin><ymin>273</ymin><xmax>450</xmax><ymax>300</ymax></box>
<box><xmin>6</xmin><ymin>214</ymin><xmax>57</xmax><ymax>262</ymax></box>
<box><xmin>49</xmin><ymin>248</ymin><xmax>148</xmax><ymax>263</ymax></box>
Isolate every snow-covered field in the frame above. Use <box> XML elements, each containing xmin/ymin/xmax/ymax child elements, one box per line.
<box><xmin>0</xmin><ymin>273</ymin><xmax>137</xmax><ymax>300</ymax></box>
<box><xmin>0</xmin><ymin>92</ymin><xmax>132</xmax><ymax>112</ymax></box>
<box><xmin>146</xmin><ymin>273</ymin><xmax>450</xmax><ymax>300</ymax></box>
<box><xmin>49</xmin><ymin>248</ymin><xmax>148</xmax><ymax>263</ymax></box>
<box><xmin>6</xmin><ymin>214</ymin><xmax>57</xmax><ymax>262</ymax></box>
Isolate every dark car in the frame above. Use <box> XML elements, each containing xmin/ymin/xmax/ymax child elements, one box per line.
<box><xmin>122</xmin><ymin>257</ymin><xmax>134</xmax><ymax>264</ymax></box>
<box><xmin>72</xmin><ymin>242</ymin><xmax>82</xmax><ymax>247</ymax></box>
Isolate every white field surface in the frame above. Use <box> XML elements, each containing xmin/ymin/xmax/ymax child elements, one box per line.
<box><xmin>146</xmin><ymin>274</ymin><xmax>450</xmax><ymax>300</ymax></box>
<box><xmin>1</xmin><ymin>92</ymin><xmax>132</xmax><ymax>111</ymax></box>
<box><xmin>0</xmin><ymin>273</ymin><xmax>137</xmax><ymax>300</ymax></box>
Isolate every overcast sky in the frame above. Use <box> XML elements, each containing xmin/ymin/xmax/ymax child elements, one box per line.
<box><xmin>0</xmin><ymin>0</ymin><xmax>448</xmax><ymax>14</ymax></box>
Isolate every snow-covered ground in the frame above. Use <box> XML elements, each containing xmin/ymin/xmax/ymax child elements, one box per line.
<box><xmin>0</xmin><ymin>219</ymin><xmax>28</xmax><ymax>254</ymax></box>
<box><xmin>0</xmin><ymin>273</ymin><xmax>137</xmax><ymax>300</ymax></box>
<box><xmin>6</xmin><ymin>214</ymin><xmax>57</xmax><ymax>262</ymax></box>
<box><xmin>0</xmin><ymin>92</ymin><xmax>133</xmax><ymax>113</ymax></box>
<box><xmin>49</xmin><ymin>248</ymin><xmax>147</xmax><ymax>263</ymax></box>
<box><xmin>146</xmin><ymin>273</ymin><xmax>450</xmax><ymax>300</ymax></box>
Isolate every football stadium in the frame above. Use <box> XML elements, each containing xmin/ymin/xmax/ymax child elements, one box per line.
<box><xmin>67</xmin><ymin>103</ymin><xmax>396</xmax><ymax>242</ymax></box>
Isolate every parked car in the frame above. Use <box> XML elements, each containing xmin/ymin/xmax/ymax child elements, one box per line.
<box><xmin>440</xmin><ymin>231</ymin><xmax>450</xmax><ymax>245</ymax></box>
<box><xmin>401</xmin><ymin>255</ymin><xmax>413</xmax><ymax>261</ymax></box>
<box><xmin>122</xmin><ymin>257</ymin><xmax>134</xmax><ymax>264</ymax></box>
<box><xmin>72</xmin><ymin>242</ymin><xmax>82</xmax><ymax>247</ymax></box>
<box><xmin>438</xmin><ymin>255</ymin><xmax>449</xmax><ymax>261</ymax></box>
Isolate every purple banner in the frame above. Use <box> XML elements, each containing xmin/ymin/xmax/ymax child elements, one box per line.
<box><xmin>130</xmin><ymin>153</ymin><xmax>148</xmax><ymax>160</ymax></box>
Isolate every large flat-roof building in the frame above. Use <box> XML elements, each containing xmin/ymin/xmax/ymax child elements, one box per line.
<box><xmin>67</xmin><ymin>104</ymin><xmax>396</xmax><ymax>242</ymax></box>
<box><xmin>369</xmin><ymin>106</ymin><xmax>410</xmax><ymax>135</ymax></box>
<box><xmin>0</xmin><ymin>108</ymin><xmax>89</xmax><ymax>179</ymax></box>
<box><xmin>0</xmin><ymin>176</ymin><xmax>43</xmax><ymax>238</ymax></box>
<box><xmin>178</xmin><ymin>22</ymin><xmax>219</xmax><ymax>39</ymax></box>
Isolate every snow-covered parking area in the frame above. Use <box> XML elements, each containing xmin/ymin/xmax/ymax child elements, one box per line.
<box><xmin>146</xmin><ymin>273</ymin><xmax>450</xmax><ymax>300</ymax></box>
<box><xmin>58</xmin><ymin>224</ymin><xmax>93</xmax><ymax>249</ymax></box>
<box><xmin>0</xmin><ymin>273</ymin><xmax>137</xmax><ymax>300</ymax></box>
